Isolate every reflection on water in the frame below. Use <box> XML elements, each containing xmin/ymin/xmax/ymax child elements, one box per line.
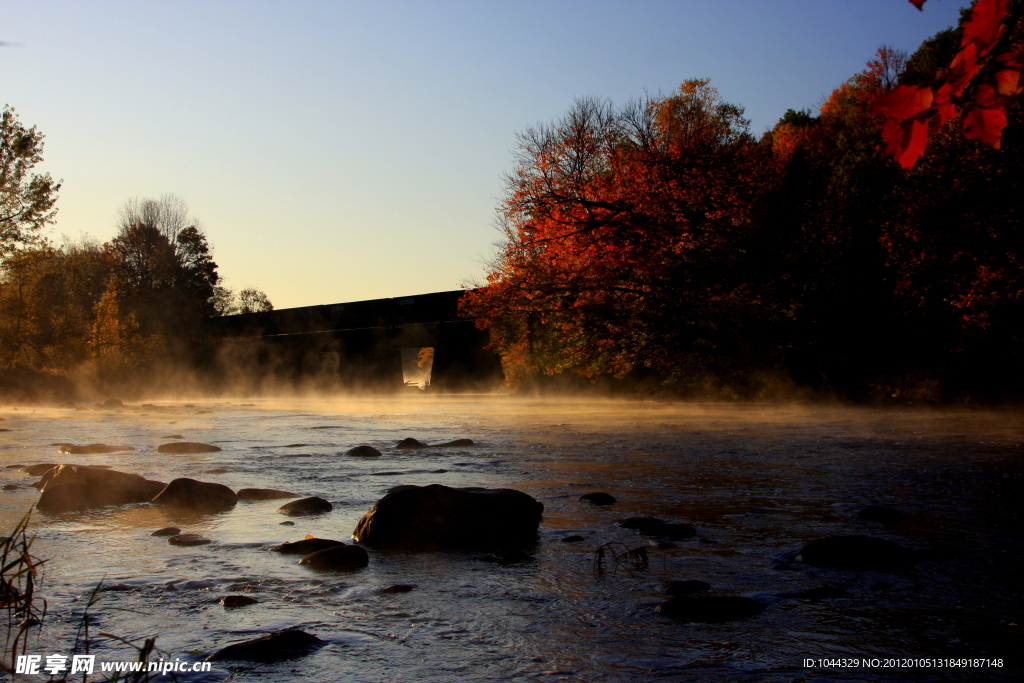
<box><xmin>1</xmin><ymin>399</ymin><xmax>1021</xmax><ymax>682</ymax></box>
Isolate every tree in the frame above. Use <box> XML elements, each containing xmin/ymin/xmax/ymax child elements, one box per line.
<box><xmin>237</xmin><ymin>287</ymin><xmax>273</xmax><ymax>314</ymax></box>
<box><xmin>0</xmin><ymin>106</ymin><xmax>60</xmax><ymax>259</ymax></box>
<box><xmin>106</xmin><ymin>195</ymin><xmax>220</xmax><ymax>336</ymax></box>
<box><xmin>462</xmin><ymin>81</ymin><xmax>777</xmax><ymax>389</ymax></box>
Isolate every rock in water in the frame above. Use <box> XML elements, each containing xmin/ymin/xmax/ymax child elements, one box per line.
<box><xmin>352</xmin><ymin>484</ymin><xmax>543</xmax><ymax>551</ymax></box>
<box><xmin>157</xmin><ymin>442</ymin><xmax>222</xmax><ymax>453</ymax></box>
<box><xmin>298</xmin><ymin>544</ymin><xmax>369</xmax><ymax>571</ymax></box>
<box><xmin>150</xmin><ymin>527</ymin><xmax>181</xmax><ymax>537</ymax></box>
<box><xmin>168</xmin><ymin>533</ymin><xmax>211</xmax><ymax>546</ymax></box>
<box><xmin>35</xmin><ymin>465</ymin><xmax>167</xmax><ymax>514</ymax></box>
<box><xmin>237</xmin><ymin>488</ymin><xmax>298</xmax><ymax>501</ymax></box>
<box><xmin>205</xmin><ymin>629</ymin><xmax>326</xmax><ymax>662</ymax></box>
<box><xmin>100</xmin><ymin>398</ymin><xmax>124</xmax><ymax>409</ymax></box>
<box><xmin>345</xmin><ymin>445</ymin><xmax>381</xmax><ymax>457</ymax></box>
<box><xmin>657</xmin><ymin>596</ymin><xmax>764</xmax><ymax>622</ymax></box>
<box><xmin>270</xmin><ymin>538</ymin><xmax>346</xmax><ymax>555</ymax></box>
<box><xmin>278</xmin><ymin>496</ymin><xmax>333</xmax><ymax>516</ymax></box>
<box><xmin>395</xmin><ymin>438</ymin><xmax>427</xmax><ymax>450</ymax></box>
<box><xmin>432</xmin><ymin>439</ymin><xmax>474</xmax><ymax>447</ymax></box>
<box><xmin>579</xmin><ymin>492</ymin><xmax>616</xmax><ymax>505</ymax></box>
<box><xmin>151</xmin><ymin>478</ymin><xmax>238</xmax><ymax>511</ymax></box>
<box><xmin>797</xmin><ymin>535</ymin><xmax>913</xmax><ymax>570</ymax></box>
<box><xmin>219</xmin><ymin>595</ymin><xmax>258</xmax><ymax>608</ymax></box>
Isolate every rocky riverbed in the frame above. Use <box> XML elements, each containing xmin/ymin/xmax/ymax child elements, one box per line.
<box><xmin>0</xmin><ymin>398</ymin><xmax>1021</xmax><ymax>682</ymax></box>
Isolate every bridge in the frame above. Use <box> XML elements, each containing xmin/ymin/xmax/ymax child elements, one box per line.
<box><xmin>203</xmin><ymin>290</ymin><xmax>504</xmax><ymax>391</ymax></box>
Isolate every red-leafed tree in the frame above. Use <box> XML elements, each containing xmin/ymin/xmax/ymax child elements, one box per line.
<box><xmin>461</xmin><ymin>81</ymin><xmax>779</xmax><ymax>390</ymax></box>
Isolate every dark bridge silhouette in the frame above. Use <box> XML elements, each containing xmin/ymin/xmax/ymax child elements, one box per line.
<box><xmin>203</xmin><ymin>290</ymin><xmax>504</xmax><ymax>391</ymax></box>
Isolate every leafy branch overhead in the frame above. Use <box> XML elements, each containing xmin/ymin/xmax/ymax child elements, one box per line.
<box><xmin>874</xmin><ymin>0</ymin><xmax>1023</xmax><ymax>167</ymax></box>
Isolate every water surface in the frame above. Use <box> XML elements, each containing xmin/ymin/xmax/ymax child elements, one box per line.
<box><xmin>1</xmin><ymin>398</ymin><xmax>1020</xmax><ymax>682</ymax></box>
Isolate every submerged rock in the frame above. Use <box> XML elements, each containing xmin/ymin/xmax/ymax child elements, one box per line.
<box><xmin>432</xmin><ymin>439</ymin><xmax>474</xmax><ymax>447</ymax></box>
<box><xmin>380</xmin><ymin>584</ymin><xmax>415</xmax><ymax>594</ymax></box>
<box><xmin>150</xmin><ymin>527</ymin><xmax>181</xmax><ymax>537</ymax></box>
<box><xmin>100</xmin><ymin>398</ymin><xmax>124</xmax><ymax>409</ymax></box>
<box><xmin>561</xmin><ymin>535</ymin><xmax>586</xmax><ymax>543</ymax></box>
<box><xmin>352</xmin><ymin>484</ymin><xmax>543</xmax><ymax>551</ymax></box>
<box><xmin>237</xmin><ymin>488</ymin><xmax>298</xmax><ymax>501</ymax></box>
<box><xmin>205</xmin><ymin>629</ymin><xmax>326</xmax><ymax>662</ymax></box>
<box><xmin>219</xmin><ymin>595</ymin><xmax>258</xmax><ymax>608</ymax></box>
<box><xmin>151</xmin><ymin>478</ymin><xmax>238</xmax><ymax>511</ymax></box>
<box><xmin>278</xmin><ymin>496</ymin><xmax>333</xmax><ymax>516</ymax></box>
<box><xmin>35</xmin><ymin>465</ymin><xmax>166</xmax><ymax>514</ymax></box>
<box><xmin>797</xmin><ymin>535</ymin><xmax>913</xmax><ymax>571</ymax></box>
<box><xmin>298</xmin><ymin>544</ymin><xmax>369</xmax><ymax>571</ymax></box>
<box><xmin>157</xmin><ymin>442</ymin><xmax>222</xmax><ymax>454</ymax></box>
<box><xmin>396</xmin><ymin>438</ymin><xmax>427</xmax><ymax>450</ymax></box>
<box><xmin>59</xmin><ymin>443</ymin><xmax>134</xmax><ymax>455</ymax></box>
<box><xmin>579</xmin><ymin>492</ymin><xmax>616</xmax><ymax>506</ymax></box>
<box><xmin>270</xmin><ymin>538</ymin><xmax>346</xmax><ymax>555</ymax></box>
<box><xmin>345</xmin><ymin>445</ymin><xmax>382</xmax><ymax>457</ymax></box>
<box><xmin>657</xmin><ymin>596</ymin><xmax>764</xmax><ymax>622</ymax></box>
<box><xmin>168</xmin><ymin>533</ymin><xmax>211</xmax><ymax>546</ymax></box>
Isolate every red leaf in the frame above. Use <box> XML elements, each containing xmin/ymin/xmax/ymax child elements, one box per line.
<box><xmin>908</xmin><ymin>0</ymin><xmax>927</xmax><ymax>10</ymax></box>
<box><xmin>962</xmin><ymin>101</ymin><xmax>1008</xmax><ymax>148</ymax></box>
<box><xmin>960</xmin><ymin>0</ymin><xmax>1010</xmax><ymax>60</ymax></box>
<box><xmin>871</xmin><ymin>85</ymin><xmax>933</xmax><ymax>120</ymax></box>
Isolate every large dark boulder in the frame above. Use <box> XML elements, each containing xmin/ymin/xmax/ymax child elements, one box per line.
<box><xmin>35</xmin><ymin>465</ymin><xmax>166</xmax><ymax>514</ymax></box>
<box><xmin>205</xmin><ymin>629</ymin><xmax>326</xmax><ymax>662</ymax></box>
<box><xmin>395</xmin><ymin>438</ymin><xmax>426</xmax><ymax>450</ymax></box>
<box><xmin>298</xmin><ymin>544</ymin><xmax>369</xmax><ymax>571</ymax></box>
<box><xmin>657</xmin><ymin>596</ymin><xmax>764</xmax><ymax>622</ymax></box>
<box><xmin>157</xmin><ymin>442</ymin><xmax>222</xmax><ymax>454</ymax></box>
<box><xmin>797</xmin><ymin>535</ymin><xmax>913</xmax><ymax>570</ymax></box>
<box><xmin>352</xmin><ymin>484</ymin><xmax>543</xmax><ymax>551</ymax></box>
<box><xmin>151</xmin><ymin>478</ymin><xmax>238</xmax><ymax>511</ymax></box>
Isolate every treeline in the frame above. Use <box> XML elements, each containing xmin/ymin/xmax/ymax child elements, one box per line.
<box><xmin>0</xmin><ymin>107</ymin><xmax>272</xmax><ymax>399</ymax></box>
<box><xmin>463</xmin><ymin>9</ymin><xmax>1024</xmax><ymax>402</ymax></box>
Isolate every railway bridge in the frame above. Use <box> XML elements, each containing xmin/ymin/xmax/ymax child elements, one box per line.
<box><xmin>203</xmin><ymin>290</ymin><xmax>504</xmax><ymax>391</ymax></box>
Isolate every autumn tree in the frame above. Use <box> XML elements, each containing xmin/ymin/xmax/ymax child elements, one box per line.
<box><xmin>0</xmin><ymin>106</ymin><xmax>60</xmax><ymax>259</ymax></box>
<box><xmin>106</xmin><ymin>195</ymin><xmax>220</xmax><ymax>338</ymax></box>
<box><xmin>462</xmin><ymin>81</ymin><xmax>778</xmax><ymax>390</ymax></box>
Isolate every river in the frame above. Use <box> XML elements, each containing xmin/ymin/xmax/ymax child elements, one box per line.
<box><xmin>1</xmin><ymin>398</ymin><xmax>1020</xmax><ymax>682</ymax></box>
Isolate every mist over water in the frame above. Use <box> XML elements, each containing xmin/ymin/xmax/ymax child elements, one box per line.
<box><xmin>1</xmin><ymin>398</ymin><xmax>1021</xmax><ymax>682</ymax></box>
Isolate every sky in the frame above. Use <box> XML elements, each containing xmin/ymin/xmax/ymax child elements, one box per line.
<box><xmin>3</xmin><ymin>0</ymin><xmax>973</xmax><ymax>310</ymax></box>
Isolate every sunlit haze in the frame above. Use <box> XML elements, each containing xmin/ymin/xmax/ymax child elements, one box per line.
<box><xmin>4</xmin><ymin>0</ymin><xmax>971</xmax><ymax>308</ymax></box>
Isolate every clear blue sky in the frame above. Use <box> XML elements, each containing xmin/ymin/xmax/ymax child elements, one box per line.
<box><xmin>3</xmin><ymin>0</ymin><xmax>971</xmax><ymax>309</ymax></box>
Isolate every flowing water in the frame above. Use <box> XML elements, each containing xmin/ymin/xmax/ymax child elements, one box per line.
<box><xmin>0</xmin><ymin>398</ymin><xmax>1021</xmax><ymax>682</ymax></box>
